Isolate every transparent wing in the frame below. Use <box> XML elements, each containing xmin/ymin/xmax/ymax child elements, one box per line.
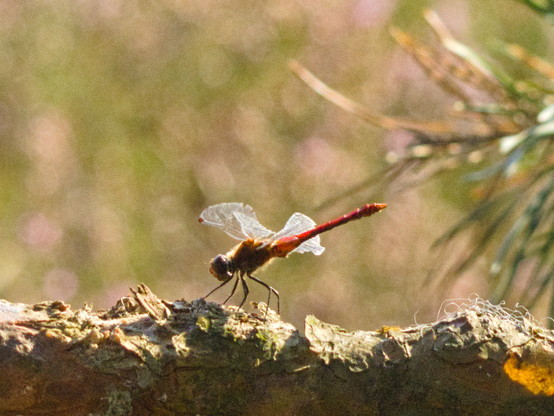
<box><xmin>273</xmin><ymin>212</ymin><xmax>325</xmax><ymax>255</ymax></box>
<box><xmin>199</xmin><ymin>203</ymin><xmax>274</xmax><ymax>240</ymax></box>
<box><xmin>233</xmin><ymin>211</ymin><xmax>274</xmax><ymax>239</ymax></box>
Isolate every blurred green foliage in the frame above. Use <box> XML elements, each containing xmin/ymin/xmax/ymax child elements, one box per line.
<box><xmin>518</xmin><ymin>0</ymin><xmax>554</xmax><ymax>18</ymax></box>
<box><xmin>0</xmin><ymin>0</ymin><xmax>550</xmax><ymax>329</ymax></box>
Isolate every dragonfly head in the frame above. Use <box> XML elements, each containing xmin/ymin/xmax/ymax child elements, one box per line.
<box><xmin>209</xmin><ymin>254</ymin><xmax>233</xmax><ymax>281</ymax></box>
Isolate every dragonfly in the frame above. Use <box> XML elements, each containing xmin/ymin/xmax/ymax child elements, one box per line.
<box><xmin>199</xmin><ymin>202</ymin><xmax>387</xmax><ymax>314</ymax></box>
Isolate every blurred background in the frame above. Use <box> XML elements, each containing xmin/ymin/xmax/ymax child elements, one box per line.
<box><xmin>0</xmin><ymin>0</ymin><xmax>550</xmax><ymax>329</ymax></box>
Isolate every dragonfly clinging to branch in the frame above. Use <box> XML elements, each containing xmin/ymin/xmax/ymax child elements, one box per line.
<box><xmin>199</xmin><ymin>202</ymin><xmax>387</xmax><ymax>314</ymax></box>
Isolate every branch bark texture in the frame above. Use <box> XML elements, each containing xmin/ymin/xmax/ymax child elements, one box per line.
<box><xmin>0</xmin><ymin>285</ymin><xmax>552</xmax><ymax>415</ymax></box>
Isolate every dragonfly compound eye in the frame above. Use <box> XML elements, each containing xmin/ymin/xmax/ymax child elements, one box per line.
<box><xmin>209</xmin><ymin>255</ymin><xmax>233</xmax><ymax>281</ymax></box>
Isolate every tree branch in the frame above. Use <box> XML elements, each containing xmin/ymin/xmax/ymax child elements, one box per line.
<box><xmin>0</xmin><ymin>285</ymin><xmax>552</xmax><ymax>415</ymax></box>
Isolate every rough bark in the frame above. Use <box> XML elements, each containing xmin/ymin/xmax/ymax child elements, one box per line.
<box><xmin>0</xmin><ymin>284</ymin><xmax>552</xmax><ymax>415</ymax></box>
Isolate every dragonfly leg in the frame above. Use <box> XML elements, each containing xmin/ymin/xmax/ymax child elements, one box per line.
<box><xmin>203</xmin><ymin>276</ymin><xmax>234</xmax><ymax>300</ymax></box>
<box><xmin>223</xmin><ymin>277</ymin><xmax>240</xmax><ymax>304</ymax></box>
<box><xmin>248</xmin><ymin>275</ymin><xmax>280</xmax><ymax>316</ymax></box>
<box><xmin>237</xmin><ymin>275</ymin><xmax>250</xmax><ymax>310</ymax></box>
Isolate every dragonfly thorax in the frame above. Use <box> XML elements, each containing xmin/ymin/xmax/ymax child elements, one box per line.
<box><xmin>209</xmin><ymin>239</ymin><xmax>275</xmax><ymax>282</ymax></box>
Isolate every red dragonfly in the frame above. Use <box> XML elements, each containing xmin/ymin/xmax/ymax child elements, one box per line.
<box><xmin>199</xmin><ymin>202</ymin><xmax>387</xmax><ymax>314</ymax></box>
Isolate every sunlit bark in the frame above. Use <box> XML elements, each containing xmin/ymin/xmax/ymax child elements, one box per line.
<box><xmin>0</xmin><ymin>285</ymin><xmax>552</xmax><ymax>415</ymax></box>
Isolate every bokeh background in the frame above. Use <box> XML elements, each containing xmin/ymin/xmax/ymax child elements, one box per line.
<box><xmin>0</xmin><ymin>0</ymin><xmax>550</xmax><ymax>330</ymax></box>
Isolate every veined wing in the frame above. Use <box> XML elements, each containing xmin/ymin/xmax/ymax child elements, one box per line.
<box><xmin>199</xmin><ymin>203</ymin><xmax>274</xmax><ymax>240</ymax></box>
<box><xmin>272</xmin><ymin>212</ymin><xmax>325</xmax><ymax>255</ymax></box>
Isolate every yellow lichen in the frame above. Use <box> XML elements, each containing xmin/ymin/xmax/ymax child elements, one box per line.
<box><xmin>377</xmin><ymin>326</ymin><xmax>402</xmax><ymax>334</ymax></box>
<box><xmin>503</xmin><ymin>350</ymin><xmax>554</xmax><ymax>396</ymax></box>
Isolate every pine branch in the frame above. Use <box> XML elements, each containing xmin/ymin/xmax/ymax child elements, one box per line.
<box><xmin>290</xmin><ymin>8</ymin><xmax>554</xmax><ymax>318</ymax></box>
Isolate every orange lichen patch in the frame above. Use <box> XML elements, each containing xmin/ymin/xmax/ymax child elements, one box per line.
<box><xmin>377</xmin><ymin>326</ymin><xmax>402</xmax><ymax>334</ymax></box>
<box><xmin>503</xmin><ymin>350</ymin><xmax>554</xmax><ymax>396</ymax></box>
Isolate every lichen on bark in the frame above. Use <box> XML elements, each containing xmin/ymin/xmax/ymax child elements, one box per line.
<box><xmin>0</xmin><ymin>286</ymin><xmax>552</xmax><ymax>415</ymax></box>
